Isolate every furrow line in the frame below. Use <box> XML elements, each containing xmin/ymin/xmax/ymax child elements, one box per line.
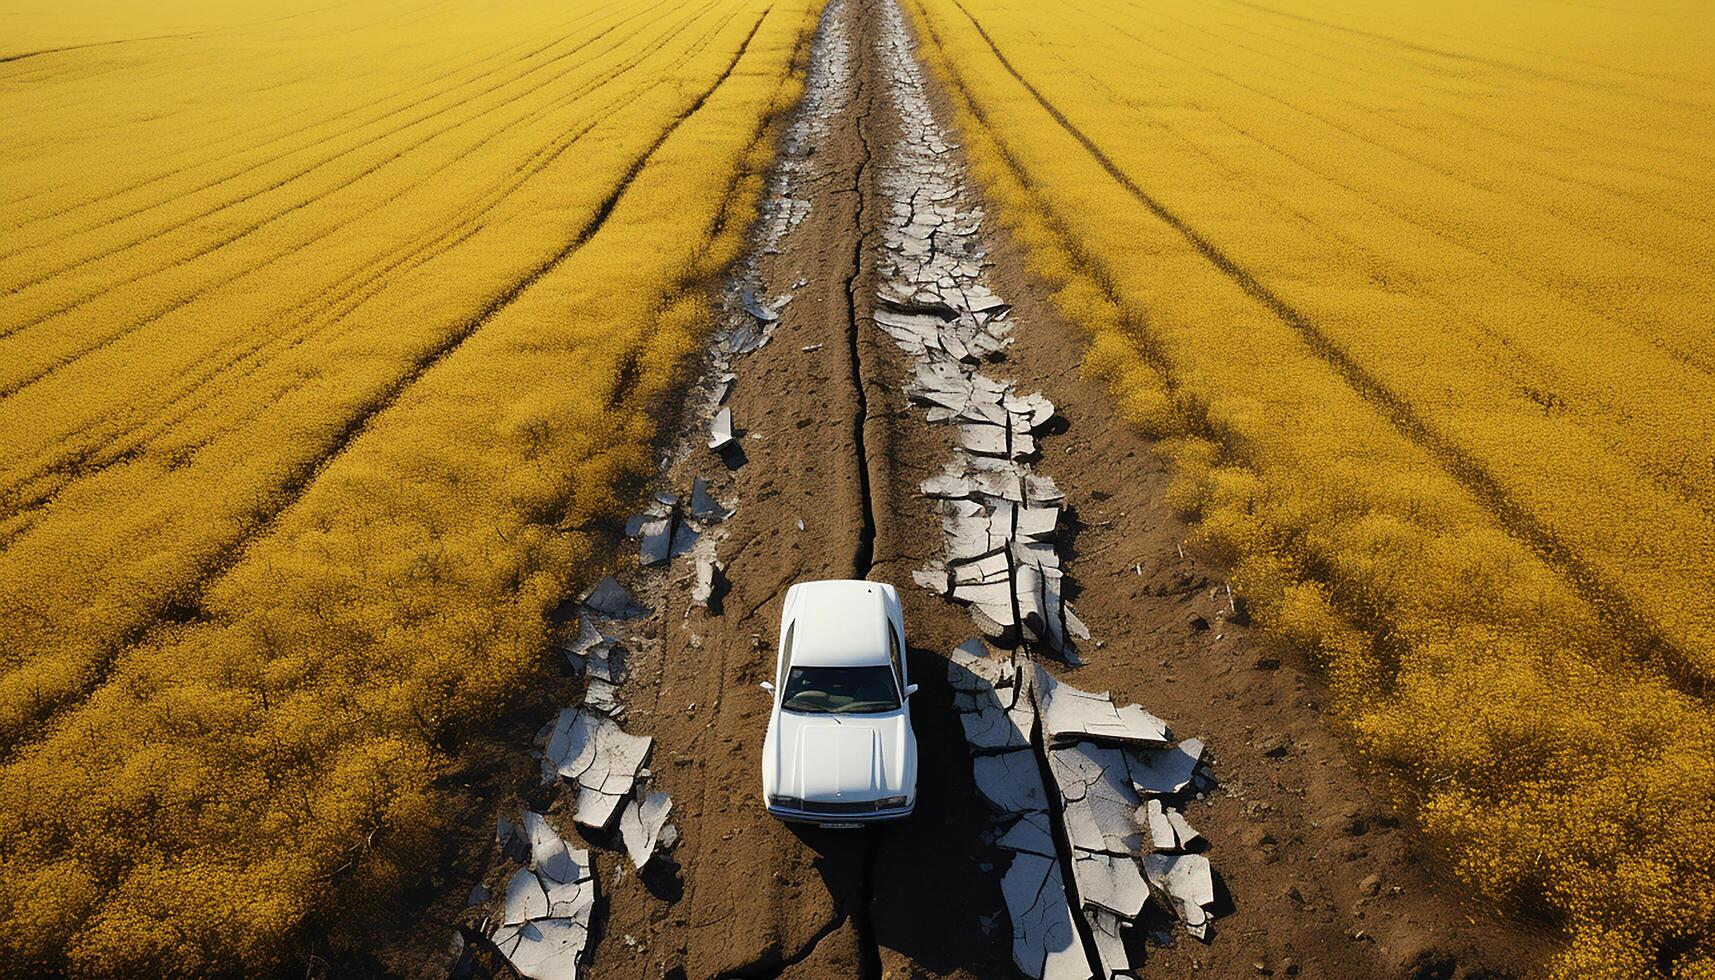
<box><xmin>0</xmin><ymin>0</ymin><xmax>679</xmax><ymax>293</ymax></box>
<box><xmin>942</xmin><ymin>0</ymin><xmax>1710</xmax><ymax>698</ymax></box>
<box><xmin>0</xmin><ymin>0</ymin><xmax>725</xmax><ymax>398</ymax></box>
<box><xmin>2</xmin><ymin>1</ymin><xmax>631</xmax><ymax>219</ymax></box>
<box><xmin>0</xmin><ymin>12</ymin><xmax>770</xmax><ymax>755</ymax></box>
<box><xmin>0</xmin><ymin>1</ymin><xmax>743</xmax><ymax>515</ymax></box>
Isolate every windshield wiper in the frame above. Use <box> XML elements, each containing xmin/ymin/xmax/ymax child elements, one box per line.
<box><xmin>832</xmin><ymin>702</ymin><xmax>896</xmax><ymax>714</ymax></box>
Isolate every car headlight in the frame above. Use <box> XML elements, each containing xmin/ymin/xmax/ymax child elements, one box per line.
<box><xmin>877</xmin><ymin>795</ymin><xmax>908</xmax><ymax>809</ymax></box>
<box><xmin>768</xmin><ymin>795</ymin><xmax>802</xmax><ymax>809</ymax></box>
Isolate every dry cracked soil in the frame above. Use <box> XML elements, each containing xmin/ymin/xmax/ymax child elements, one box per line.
<box><xmin>360</xmin><ymin>1</ymin><xmax>1560</xmax><ymax>977</ymax></box>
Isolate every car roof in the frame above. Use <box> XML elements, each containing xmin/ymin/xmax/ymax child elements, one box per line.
<box><xmin>789</xmin><ymin>580</ymin><xmax>892</xmax><ymax>668</ymax></box>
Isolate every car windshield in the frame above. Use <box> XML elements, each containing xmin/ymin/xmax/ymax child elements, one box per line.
<box><xmin>781</xmin><ymin>665</ymin><xmax>901</xmax><ymax>714</ymax></box>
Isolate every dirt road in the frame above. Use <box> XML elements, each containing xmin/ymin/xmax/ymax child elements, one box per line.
<box><xmin>431</xmin><ymin>0</ymin><xmax>1559</xmax><ymax>976</ymax></box>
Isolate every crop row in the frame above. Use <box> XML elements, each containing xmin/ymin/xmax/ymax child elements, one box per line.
<box><xmin>0</xmin><ymin>0</ymin><xmax>733</xmax><ymax>741</ymax></box>
<box><xmin>0</xmin><ymin>0</ymin><xmax>818</xmax><ymax>972</ymax></box>
<box><xmin>905</xmin><ymin>0</ymin><xmax>1715</xmax><ymax>974</ymax></box>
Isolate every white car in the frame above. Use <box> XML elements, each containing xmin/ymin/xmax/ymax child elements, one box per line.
<box><xmin>760</xmin><ymin>580</ymin><xmax>918</xmax><ymax>826</ymax></box>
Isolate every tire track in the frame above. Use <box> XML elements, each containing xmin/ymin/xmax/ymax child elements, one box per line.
<box><xmin>0</xmin><ymin>9</ymin><xmax>772</xmax><ymax>755</ymax></box>
<box><xmin>936</xmin><ymin>0</ymin><xmax>1713</xmax><ymax>697</ymax></box>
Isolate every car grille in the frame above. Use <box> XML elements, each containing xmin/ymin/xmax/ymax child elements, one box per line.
<box><xmin>799</xmin><ymin>799</ymin><xmax>882</xmax><ymax>815</ymax></box>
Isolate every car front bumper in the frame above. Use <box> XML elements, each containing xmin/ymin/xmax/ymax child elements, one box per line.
<box><xmin>767</xmin><ymin>800</ymin><xmax>915</xmax><ymax>825</ymax></box>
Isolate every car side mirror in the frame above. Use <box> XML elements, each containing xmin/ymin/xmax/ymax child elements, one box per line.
<box><xmin>760</xmin><ymin>681</ymin><xmax>775</xmax><ymax>694</ymax></box>
<box><xmin>904</xmin><ymin>683</ymin><xmax>919</xmax><ymax>697</ymax></box>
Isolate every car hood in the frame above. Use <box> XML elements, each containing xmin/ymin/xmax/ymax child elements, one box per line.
<box><xmin>768</xmin><ymin>709</ymin><xmax>912</xmax><ymax>802</ymax></box>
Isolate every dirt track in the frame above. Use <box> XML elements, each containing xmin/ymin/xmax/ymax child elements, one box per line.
<box><xmin>427</xmin><ymin>0</ymin><xmax>1560</xmax><ymax>976</ymax></box>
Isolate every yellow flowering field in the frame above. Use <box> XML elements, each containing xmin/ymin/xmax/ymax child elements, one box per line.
<box><xmin>905</xmin><ymin>0</ymin><xmax>1715</xmax><ymax>974</ymax></box>
<box><xmin>0</xmin><ymin>0</ymin><xmax>816</xmax><ymax>971</ymax></box>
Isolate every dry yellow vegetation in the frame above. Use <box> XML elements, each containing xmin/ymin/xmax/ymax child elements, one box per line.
<box><xmin>905</xmin><ymin>0</ymin><xmax>1715</xmax><ymax>974</ymax></box>
<box><xmin>0</xmin><ymin>0</ymin><xmax>817</xmax><ymax>972</ymax></box>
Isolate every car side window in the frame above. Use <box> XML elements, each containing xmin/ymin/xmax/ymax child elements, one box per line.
<box><xmin>888</xmin><ymin>626</ymin><xmax>905</xmax><ymax>694</ymax></box>
<box><xmin>778</xmin><ymin>623</ymin><xmax>794</xmax><ymax>691</ymax></box>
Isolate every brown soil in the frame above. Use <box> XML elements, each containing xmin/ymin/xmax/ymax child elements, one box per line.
<box><xmin>363</xmin><ymin>0</ymin><xmax>1561</xmax><ymax>976</ymax></box>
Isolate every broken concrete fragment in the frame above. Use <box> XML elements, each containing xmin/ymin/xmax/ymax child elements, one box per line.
<box><xmin>1126</xmin><ymin>738</ymin><xmax>1206</xmax><ymax>797</ymax></box>
<box><xmin>669</xmin><ymin>519</ymin><xmax>698</xmax><ymax>559</ymax></box>
<box><xmin>492</xmin><ymin>917</ymin><xmax>587</xmax><ymax>980</ymax></box>
<box><xmin>942</xmin><ymin>511</ymin><xmax>994</xmax><ymax>561</ymax></box>
<box><xmin>1073</xmin><ymin>849</ymin><xmax>1150</xmax><ymax>919</ymax></box>
<box><xmin>961</xmin><ymin>700</ymin><xmax>1032</xmax><ymax>751</ymax></box>
<box><xmin>1037</xmin><ymin>667</ymin><xmax>1171</xmax><ymax>748</ymax></box>
<box><xmin>587</xmin><ymin>644</ymin><xmax>626</xmax><ymax>685</ymax></box>
<box><xmin>958</xmin><ymin>423</ymin><xmax>1009</xmax><ymax>457</ymax></box>
<box><xmin>542</xmin><ymin>709</ymin><xmax>652</xmax><ymax>829</ymax></box>
<box><xmin>921</xmin><ymin>470</ymin><xmax>977</xmax><ymax>499</ymax></box>
<box><xmin>1039</xmin><ymin>566</ymin><xmax>1068</xmax><ymax>656</ymax></box>
<box><xmin>574</xmin><ymin>784</ymin><xmax>627</xmax><ymax>834</ymax></box>
<box><xmin>953</xmin><ymin>551</ymin><xmax>1010</xmax><ymax>586</ymax></box>
<box><xmin>948</xmin><ymin>637</ymin><xmax>1014</xmax><ymax>691</ymax></box>
<box><xmin>1009</xmin><ymin>430</ymin><xmax>1037</xmax><ymax>459</ymax></box>
<box><xmin>956</xmin><ymin>579</ymin><xmax>1017</xmax><ymax>638</ymax></box>
<box><xmin>708</xmin><ymin>407</ymin><xmax>735</xmax><ymax>451</ymax></box>
<box><xmin>1001</xmin><ymin>852</ymin><xmax>1093</xmax><ymax>980</ymax></box>
<box><xmin>692</xmin><ymin>557</ymin><xmax>724</xmax><ymax>609</ymax></box>
<box><xmin>1143</xmin><ymin>851</ymin><xmax>1216</xmax><ymax>940</ymax></box>
<box><xmin>1049</xmin><ymin>742</ymin><xmax>1142</xmax><ymax>856</ymax></box>
<box><xmin>581</xmin><ymin>576</ymin><xmax>647</xmax><ymax>619</ymax></box>
<box><xmin>973</xmin><ymin>749</ymin><xmax>1050</xmax><ymax>814</ymax></box>
<box><xmin>1063</xmin><ymin>602</ymin><xmax>1091</xmax><ymax>642</ymax></box>
<box><xmin>1016</xmin><ymin>506</ymin><xmax>1059</xmax><ymax>540</ymax></box>
<box><xmin>741</xmin><ymin>286</ymin><xmax>778</xmax><ymax>323</ymax></box>
<box><xmin>721</xmin><ymin>320</ymin><xmax>768</xmax><ymax>356</ymax></box>
<box><xmin>689</xmin><ymin>477</ymin><xmax>733</xmax><ymax>523</ymax></box>
<box><xmin>995</xmin><ymin>810</ymin><xmax>1057</xmax><ymax>857</ymax></box>
<box><xmin>1090</xmin><ymin>906</ymin><xmax>1131</xmax><ymax>974</ymax></box>
<box><xmin>1086</xmin><ymin>906</ymin><xmax>1133</xmax><ymax>979</ymax></box>
<box><xmin>584</xmin><ymin>679</ymin><xmax>622</xmax><ymax>718</ymax></box>
<box><xmin>639</xmin><ymin>514</ymin><xmax>671</xmax><ymax>566</ymax></box>
<box><xmin>912</xmin><ymin>565</ymin><xmax>949</xmax><ymax>595</ymax></box>
<box><xmin>1026</xmin><ymin>473</ymin><xmax>1064</xmax><ymax>505</ymax></box>
<box><xmin>1166</xmin><ymin>808</ymin><xmax>1202</xmax><ymax>851</ymax></box>
<box><xmin>504</xmin><ymin>867</ymin><xmax>548</xmax><ymax>926</ymax></box>
<box><xmin>497</xmin><ymin>815</ymin><xmax>528</xmax><ymax>863</ymax></box>
<box><xmin>1015</xmin><ymin>563</ymin><xmax>1047</xmax><ymax>644</ymax></box>
<box><xmin>619</xmin><ymin>791</ymin><xmax>675</xmax><ymax>869</ymax></box>
<box><xmin>564</xmin><ymin>618</ymin><xmax>610</xmax><ymax>661</ymax></box>
<box><xmin>1141</xmin><ymin>798</ymin><xmax>1179</xmax><ymax>851</ymax></box>
<box><xmin>1013</xmin><ymin>537</ymin><xmax>1060</xmax><ymax>570</ymax></box>
<box><xmin>523</xmin><ymin>811</ymin><xmax>588</xmax><ymax>887</ymax></box>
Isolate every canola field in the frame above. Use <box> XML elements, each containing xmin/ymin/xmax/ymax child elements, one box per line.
<box><xmin>0</xmin><ymin>0</ymin><xmax>816</xmax><ymax>971</ymax></box>
<box><xmin>905</xmin><ymin>0</ymin><xmax>1715</xmax><ymax>974</ymax></box>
